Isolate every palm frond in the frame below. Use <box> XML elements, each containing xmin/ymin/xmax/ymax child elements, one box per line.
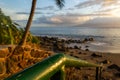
<box><xmin>55</xmin><ymin>0</ymin><xmax>65</xmax><ymax>9</ymax></box>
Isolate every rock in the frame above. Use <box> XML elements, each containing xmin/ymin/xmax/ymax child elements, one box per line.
<box><xmin>70</xmin><ymin>54</ymin><xmax>73</xmax><ymax>56</ymax></box>
<box><xmin>74</xmin><ymin>56</ymin><xmax>79</xmax><ymax>58</ymax></box>
<box><xmin>84</xmin><ymin>38</ymin><xmax>88</xmax><ymax>42</ymax></box>
<box><xmin>46</xmin><ymin>51</ymin><xmax>53</xmax><ymax>56</ymax></box>
<box><xmin>74</xmin><ymin>46</ymin><xmax>79</xmax><ymax>49</ymax></box>
<box><xmin>0</xmin><ymin>60</ymin><xmax>6</xmax><ymax>76</ymax></box>
<box><xmin>24</xmin><ymin>47</ymin><xmax>31</xmax><ymax>51</ymax></box>
<box><xmin>108</xmin><ymin>64</ymin><xmax>120</xmax><ymax>71</ymax></box>
<box><xmin>85</xmin><ymin>45</ymin><xmax>89</xmax><ymax>48</ymax></box>
<box><xmin>68</xmin><ymin>47</ymin><xmax>73</xmax><ymax>49</ymax></box>
<box><xmin>115</xmin><ymin>72</ymin><xmax>120</xmax><ymax>77</ymax></box>
<box><xmin>0</xmin><ymin>48</ymin><xmax>9</xmax><ymax>58</ymax></box>
<box><xmin>89</xmin><ymin>37</ymin><xmax>94</xmax><ymax>41</ymax></box>
<box><xmin>78</xmin><ymin>52</ymin><xmax>82</xmax><ymax>54</ymax></box>
<box><xmin>8</xmin><ymin>47</ymin><xmax>13</xmax><ymax>53</ymax></box>
<box><xmin>91</xmin><ymin>53</ymin><xmax>102</xmax><ymax>57</ymax></box>
<box><xmin>75</xmin><ymin>67</ymin><xmax>81</xmax><ymax>70</ymax></box>
<box><xmin>101</xmin><ymin>60</ymin><xmax>110</xmax><ymax>64</ymax></box>
<box><xmin>6</xmin><ymin>58</ymin><xmax>19</xmax><ymax>73</ymax></box>
<box><xmin>27</xmin><ymin>59</ymin><xmax>34</xmax><ymax>66</ymax></box>
<box><xmin>79</xmin><ymin>46</ymin><xmax>81</xmax><ymax>49</ymax></box>
<box><xmin>23</xmin><ymin>52</ymin><xmax>31</xmax><ymax>59</ymax></box>
<box><xmin>84</xmin><ymin>75</ymin><xmax>90</xmax><ymax>80</ymax></box>
<box><xmin>18</xmin><ymin>60</ymin><xmax>27</xmax><ymax>69</ymax></box>
<box><xmin>13</xmin><ymin>46</ymin><xmax>24</xmax><ymax>55</ymax></box>
<box><xmin>10</xmin><ymin>55</ymin><xmax>23</xmax><ymax>62</ymax></box>
<box><xmin>85</xmin><ymin>49</ymin><xmax>89</xmax><ymax>51</ymax></box>
<box><xmin>30</xmin><ymin>49</ymin><xmax>44</xmax><ymax>58</ymax></box>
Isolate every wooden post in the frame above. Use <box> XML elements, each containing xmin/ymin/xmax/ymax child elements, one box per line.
<box><xmin>96</xmin><ymin>67</ymin><xmax>99</xmax><ymax>80</ymax></box>
<box><xmin>96</xmin><ymin>67</ymin><xmax>102</xmax><ymax>80</ymax></box>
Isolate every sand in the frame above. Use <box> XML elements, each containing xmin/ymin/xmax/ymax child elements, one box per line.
<box><xmin>39</xmin><ymin>36</ymin><xmax>120</xmax><ymax>80</ymax></box>
<box><xmin>0</xmin><ymin>36</ymin><xmax>120</xmax><ymax>80</ymax></box>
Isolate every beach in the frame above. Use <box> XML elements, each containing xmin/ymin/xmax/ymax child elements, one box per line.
<box><xmin>1</xmin><ymin>0</ymin><xmax>120</xmax><ymax>79</ymax></box>
<box><xmin>38</xmin><ymin>36</ymin><xmax>120</xmax><ymax>80</ymax></box>
<box><xmin>0</xmin><ymin>36</ymin><xmax>120</xmax><ymax>80</ymax></box>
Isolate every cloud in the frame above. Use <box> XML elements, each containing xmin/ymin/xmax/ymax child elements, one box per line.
<box><xmin>77</xmin><ymin>17</ymin><xmax>120</xmax><ymax>27</ymax></box>
<box><xmin>102</xmin><ymin>0</ymin><xmax>119</xmax><ymax>7</ymax></box>
<box><xmin>31</xmin><ymin>12</ymin><xmax>97</xmax><ymax>27</ymax></box>
<box><xmin>74</xmin><ymin>0</ymin><xmax>120</xmax><ymax>18</ymax></box>
<box><xmin>16</xmin><ymin>12</ymin><xmax>44</xmax><ymax>15</ymax></box>
<box><xmin>75</xmin><ymin>0</ymin><xmax>119</xmax><ymax>9</ymax></box>
<box><xmin>16</xmin><ymin>12</ymin><xmax>54</xmax><ymax>15</ymax></box>
<box><xmin>65</xmin><ymin>8</ymin><xmax>75</xmax><ymax>10</ymax></box>
<box><xmin>13</xmin><ymin>0</ymin><xmax>120</xmax><ymax>27</ymax></box>
<box><xmin>11</xmin><ymin>14</ymin><xmax>28</xmax><ymax>20</ymax></box>
<box><xmin>36</xmin><ymin>6</ymin><xmax>54</xmax><ymax>10</ymax></box>
<box><xmin>65</xmin><ymin>13</ymin><xmax>109</xmax><ymax>17</ymax></box>
<box><xmin>95</xmin><ymin>1</ymin><xmax>120</xmax><ymax>17</ymax></box>
<box><xmin>75</xmin><ymin>0</ymin><xmax>102</xmax><ymax>9</ymax></box>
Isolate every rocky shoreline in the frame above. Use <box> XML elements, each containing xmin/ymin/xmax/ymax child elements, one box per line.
<box><xmin>0</xmin><ymin>36</ymin><xmax>120</xmax><ymax>80</ymax></box>
<box><xmin>38</xmin><ymin>36</ymin><xmax>120</xmax><ymax>80</ymax></box>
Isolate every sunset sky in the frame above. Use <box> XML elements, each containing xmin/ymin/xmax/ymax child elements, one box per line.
<box><xmin>0</xmin><ymin>0</ymin><xmax>120</xmax><ymax>27</ymax></box>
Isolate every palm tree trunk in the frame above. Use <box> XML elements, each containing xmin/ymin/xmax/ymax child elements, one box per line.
<box><xmin>19</xmin><ymin>0</ymin><xmax>37</xmax><ymax>45</ymax></box>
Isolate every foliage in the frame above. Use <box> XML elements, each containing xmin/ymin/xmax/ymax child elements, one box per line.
<box><xmin>0</xmin><ymin>8</ymin><xmax>39</xmax><ymax>45</ymax></box>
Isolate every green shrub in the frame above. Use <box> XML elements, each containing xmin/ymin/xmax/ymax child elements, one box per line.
<box><xmin>0</xmin><ymin>8</ymin><xmax>39</xmax><ymax>45</ymax></box>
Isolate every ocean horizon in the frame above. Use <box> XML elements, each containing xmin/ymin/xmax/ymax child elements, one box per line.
<box><xmin>30</xmin><ymin>26</ymin><xmax>120</xmax><ymax>53</ymax></box>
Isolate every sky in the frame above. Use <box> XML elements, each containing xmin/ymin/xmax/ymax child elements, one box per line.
<box><xmin>0</xmin><ymin>0</ymin><xmax>120</xmax><ymax>27</ymax></box>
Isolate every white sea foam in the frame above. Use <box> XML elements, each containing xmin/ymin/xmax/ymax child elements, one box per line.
<box><xmin>90</xmin><ymin>42</ymin><xmax>107</xmax><ymax>46</ymax></box>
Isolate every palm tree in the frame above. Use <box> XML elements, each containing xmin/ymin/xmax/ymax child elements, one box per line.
<box><xmin>0</xmin><ymin>9</ymin><xmax>21</xmax><ymax>44</ymax></box>
<box><xmin>19</xmin><ymin>0</ymin><xmax>65</xmax><ymax>45</ymax></box>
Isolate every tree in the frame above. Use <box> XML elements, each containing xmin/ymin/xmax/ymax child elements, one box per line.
<box><xmin>0</xmin><ymin>9</ymin><xmax>21</xmax><ymax>44</ymax></box>
<box><xmin>19</xmin><ymin>0</ymin><xmax>65</xmax><ymax>45</ymax></box>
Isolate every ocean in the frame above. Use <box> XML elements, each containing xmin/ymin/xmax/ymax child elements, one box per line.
<box><xmin>30</xmin><ymin>27</ymin><xmax>120</xmax><ymax>53</ymax></box>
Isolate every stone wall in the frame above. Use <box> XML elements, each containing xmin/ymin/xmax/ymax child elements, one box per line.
<box><xmin>0</xmin><ymin>45</ymin><xmax>53</xmax><ymax>79</ymax></box>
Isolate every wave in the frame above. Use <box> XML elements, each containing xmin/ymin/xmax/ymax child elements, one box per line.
<box><xmin>90</xmin><ymin>42</ymin><xmax>107</xmax><ymax>46</ymax></box>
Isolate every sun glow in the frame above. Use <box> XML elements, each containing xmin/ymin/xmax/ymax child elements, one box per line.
<box><xmin>111</xmin><ymin>9</ymin><xmax>120</xmax><ymax>17</ymax></box>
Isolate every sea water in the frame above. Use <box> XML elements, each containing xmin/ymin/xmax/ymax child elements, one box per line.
<box><xmin>30</xmin><ymin>27</ymin><xmax>120</xmax><ymax>53</ymax></box>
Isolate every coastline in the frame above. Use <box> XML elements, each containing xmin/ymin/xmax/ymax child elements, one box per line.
<box><xmin>0</xmin><ymin>36</ymin><xmax>120</xmax><ymax>80</ymax></box>
<box><xmin>38</xmin><ymin>36</ymin><xmax>120</xmax><ymax>80</ymax></box>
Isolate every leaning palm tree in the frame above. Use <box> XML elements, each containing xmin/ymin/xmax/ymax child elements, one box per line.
<box><xmin>19</xmin><ymin>0</ymin><xmax>65</xmax><ymax>45</ymax></box>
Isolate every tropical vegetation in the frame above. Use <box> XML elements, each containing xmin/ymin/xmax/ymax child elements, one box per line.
<box><xmin>0</xmin><ymin>8</ymin><xmax>39</xmax><ymax>45</ymax></box>
<box><xmin>19</xmin><ymin>0</ymin><xmax>65</xmax><ymax>45</ymax></box>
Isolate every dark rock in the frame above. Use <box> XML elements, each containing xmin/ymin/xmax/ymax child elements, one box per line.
<box><xmin>24</xmin><ymin>47</ymin><xmax>31</xmax><ymax>51</ymax></box>
<box><xmin>74</xmin><ymin>56</ymin><xmax>79</xmax><ymax>58</ymax></box>
<box><xmin>74</xmin><ymin>46</ymin><xmax>79</xmax><ymax>49</ymax></box>
<box><xmin>30</xmin><ymin>50</ymin><xmax>44</xmax><ymax>58</ymax></box>
<box><xmin>78</xmin><ymin>52</ymin><xmax>82</xmax><ymax>54</ymax></box>
<box><xmin>83</xmin><ymin>38</ymin><xmax>88</xmax><ymax>42</ymax></box>
<box><xmin>84</xmin><ymin>75</ymin><xmax>90</xmax><ymax>80</ymax></box>
<box><xmin>75</xmin><ymin>67</ymin><xmax>81</xmax><ymax>70</ymax></box>
<box><xmin>6</xmin><ymin>58</ymin><xmax>19</xmax><ymax>73</ymax></box>
<box><xmin>108</xmin><ymin>64</ymin><xmax>120</xmax><ymax>71</ymax></box>
<box><xmin>115</xmin><ymin>72</ymin><xmax>120</xmax><ymax>77</ymax></box>
<box><xmin>101</xmin><ymin>60</ymin><xmax>110</xmax><ymax>64</ymax></box>
<box><xmin>85</xmin><ymin>45</ymin><xmax>89</xmax><ymax>48</ymax></box>
<box><xmin>91</xmin><ymin>53</ymin><xmax>102</xmax><ymax>57</ymax></box>
<box><xmin>69</xmin><ymin>47</ymin><xmax>73</xmax><ymax>49</ymax></box>
<box><xmin>78</xmin><ymin>46</ymin><xmax>81</xmax><ymax>49</ymax></box>
<box><xmin>85</xmin><ymin>49</ymin><xmax>89</xmax><ymax>51</ymax></box>
<box><xmin>8</xmin><ymin>47</ymin><xmax>13</xmax><ymax>53</ymax></box>
<box><xmin>0</xmin><ymin>61</ymin><xmax>6</xmax><ymax>76</ymax></box>
<box><xmin>18</xmin><ymin>60</ymin><xmax>27</xmax><ymax>69</ymax></box>
<box><xmin>70</xmin><ymin>54</ymin><xmax>73</xmax><ymax>56</ymax></box>
<box><xmin>89</xmin><ymin>37</ymin><xmax>94</xmax><ymax>41</ymax></box>
<box><xmin>13</xmin><ymin>46</ymin><xmax>24</xmax><ymax>55</ymax></box>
